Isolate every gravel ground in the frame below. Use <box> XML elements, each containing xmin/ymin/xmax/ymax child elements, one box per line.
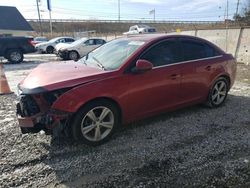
<box><xmin>0</xmin><ymin>59</ymin><xmax>250</xmax><ymax>187</ymax></box>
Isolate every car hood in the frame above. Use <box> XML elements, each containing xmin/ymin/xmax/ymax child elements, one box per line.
<box><xmin>19</xmin><ymin>62</ymin><xmax>108</xmax><ymax>94</ymax></box>
<box><xmin>59</xmin><ymin>43</ymin><xmax>79</xmax><ymax>51</ymax></box>
<box><xmin>55</xmin><ymin>43</ymin><xmax>71</xmax><ymax>51</ymax></box>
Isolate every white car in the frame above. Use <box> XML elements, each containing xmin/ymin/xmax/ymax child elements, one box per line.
<box><xmin>57</xmin><ymin>38</ymin><xmax>106</xmax><ymax>61</ymax></box>
<box><xmin>55</xmin><ymin>42</ymin><xmax>71</xmax><ymax>52</ymax></box>
<box><xmin>35</xmin><ymin>37</ymin><xmax>75</xmax><ymax>54</ymax></box>
<box><xmin>31</xmin><ymin>37</ymin><xmax>48</xmax><ymax>46</ymax></box>
<box><xmin>123</xmin><ymin>25</ymin><xmax>157</xmax><ymax>35</ymax></box>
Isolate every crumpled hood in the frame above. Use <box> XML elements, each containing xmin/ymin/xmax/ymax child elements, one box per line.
<box><xmin>19</xmin><ymin>62</ymin><xmax>108</xmax><ymax>94</ymax></box>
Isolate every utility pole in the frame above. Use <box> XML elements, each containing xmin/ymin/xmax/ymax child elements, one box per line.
<box><xmin>153</xmin><ymin>9</ymin><xmax>155</xmax><ymax>21</ymax></box>
<box><xmin>235</xmin><ymin>0</ymin><xmax>240</xmax><ymax>23</ymax></box>
<box><xmin>36</xmin><ymin>0</ymin><xmax>43</xmax><ymax>36</ymax></box>
<box><xmin>226</xmin><ymin>0</ymin><xmax>229</xmax><ymax>20</ymax></box>
<box><xmin>225</xmin><ymin>0</ymin><xmax>229</xmax><ymax>52</ymax></box>
<box><xmin>47</xmin><ymin>0</ymin><xmax>53</xmax><ymax>37</ymax></box>
<box><xmin>118</xmin><ymin>0</ymin><xmax>120</xmax><ymax>22</ymax></box>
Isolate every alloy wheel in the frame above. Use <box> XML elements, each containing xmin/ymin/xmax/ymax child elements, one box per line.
<box><xmin>80</xmin><ymin>106</ymin><xmax>114</xmax><ymax>142</ymax></box>
<box><xmin>69</xmin><ymin>51</ymin><xmax>78</xmax><ymax>61</ymax></box>
<box><xmin>211</xmin><ymin>80</ymin><xmax>227</xmax><ymax>105</ymax></box>
<box><xmin>10</xmin><ymin>51</ymin><xmax>21</xmax><ymax>62</ymax></box>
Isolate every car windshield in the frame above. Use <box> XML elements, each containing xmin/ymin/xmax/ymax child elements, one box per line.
<box><xmin>71</xmin><ymin>38</ymin><xmax>87</xmax><ymax>45</ymax></box>
<box><xmin>78</xmin><ymin>38</ymin><xmax>145</xmax><ymax>70</ymax></box>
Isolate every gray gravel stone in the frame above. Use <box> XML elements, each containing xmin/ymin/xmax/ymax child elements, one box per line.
<box><xmin>0</xmin><ymin>81</ymin><xmax>249</xmax><ymax>188</ymax></box>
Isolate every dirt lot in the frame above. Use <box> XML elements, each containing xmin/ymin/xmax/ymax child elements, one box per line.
<box><xmin>0</xmin><ymin>57</ymin><xmax>250</xmax><ymax>187</ymax></box>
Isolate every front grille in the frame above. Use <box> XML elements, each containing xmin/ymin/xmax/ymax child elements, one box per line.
<box><xmin>17</xmin><ymin>95</ymin><xmax>40</xmax><ymax>117</ymax></box>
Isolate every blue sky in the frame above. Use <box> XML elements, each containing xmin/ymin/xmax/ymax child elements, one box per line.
<box><xmin>0</xmin><ymin>0</ymin><xmax>247</xmax><ymax>21</ymax></box>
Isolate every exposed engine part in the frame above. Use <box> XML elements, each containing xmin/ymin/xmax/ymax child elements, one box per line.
<box><xmin>17</xmin><ymin>95</ymin><xmax>40</xmax><ymax>117</ymax></box>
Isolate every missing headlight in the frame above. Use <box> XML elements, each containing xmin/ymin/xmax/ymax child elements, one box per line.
<box><xmin>43</xmin><ymin>88</ymin><xmax>71</xmax><ymax>105</ymax></box>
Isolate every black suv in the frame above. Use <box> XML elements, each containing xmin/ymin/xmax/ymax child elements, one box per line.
<box><xmin>0</xmin><ymin>37</ymin><xmax>36</xmax><ymax>63</ymax></box>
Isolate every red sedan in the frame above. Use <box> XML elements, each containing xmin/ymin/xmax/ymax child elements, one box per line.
<box><xmin>16</xmin><ymin>34</ymin><xmax>237</xmax><ymax>145</ymax></box>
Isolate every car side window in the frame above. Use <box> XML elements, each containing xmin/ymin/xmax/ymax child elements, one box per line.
<box><xmin>181</xmin><ymin>40</ymin><xmax>219</xmax><ymax>61</ymax></box>
<box><xmin>65</xmin><ymin>38</ymin><xmax>74</xmax><ymax>42</ymax></box>
<box><xmin>85</xmin><ymin>39</ymin><xmax>95</xmax><ymax>45</ymax></box>
<box><xmin>95</xmin><ymin>39</ymin><xmax>105</xmax><ymax>45</ymax></box>
<box><xmin>56</xmin><ymin>38</ymin><xmax>66</xmax><ymax>43</ymax></box>
<box><xmin>141</xmin><ymin>40</ymin><xmax>179</xmax><ymax>67</ymax></box>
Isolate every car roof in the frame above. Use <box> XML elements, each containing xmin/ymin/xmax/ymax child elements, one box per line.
<box><xmin>125</xmin><ymin>33</ymin><xmax>212</xmax><ymax>44</ymax></box>
<box><xmin>124</xmin><ymin>33</ymin><xmax>225</xmax><ymax>54</ymax></box>
<box><xmin>53</xmin><ymin>36</ymin><xmax>74</xmax><ymax>40</ymax></box>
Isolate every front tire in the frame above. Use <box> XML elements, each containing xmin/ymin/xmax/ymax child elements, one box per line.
<box><xmin>69</xmin><ymin>51</ymin><xmax>79</xmax><ymax>61</ymax></box>
<box><xmin>71</xmin><ymin>100</ymin><xmax>119</xmax><ymax>146</ymax></box>
<box><xmin>7</xmin><ymin>49</ymin><xmax>23</xmax><ymax>63</ymax></box>
<box><xmin>206</xmin><ymin>77</ymin><xmax>229</xmax><ymax>108</ymax></box>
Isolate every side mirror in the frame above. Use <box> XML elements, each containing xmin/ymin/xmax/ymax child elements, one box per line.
<box><xmin>132</xmin><ymin>59</ymin><xmax>153</xmax><ymax>73</ymax></box>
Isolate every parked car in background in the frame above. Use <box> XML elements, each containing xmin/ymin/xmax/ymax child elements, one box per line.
<box><xmin>16</xmin><ymin>34</ymin><xmax>236</xmax><ymax>145</ymax></box>
<box><xmin>54</xmin><ymin>42</ymin><xmax>71</xmax><ymax>53</ymax></box>
<box><xmin>35</xmin><ymin>37</ymin><xmax>75</xmax><ymax>54</ymax></box>
<box><xmin>0</xmin><ymin>36</ymin><xmax>36</xmax><ymax>63</ymax></box>
<box><xmin>31</xmin><ymin>37</ymin><xmax>48</xmax><ymax>46</ymax></box>
<box><xmin>57</xmin><ymin>38</ymin><xmax>106</xmax><ymax>61</ymax></box>
<box><xmin>123</xmin><ymin>25</ymin><xmax>157</xmax><ymax>35</ymax></box>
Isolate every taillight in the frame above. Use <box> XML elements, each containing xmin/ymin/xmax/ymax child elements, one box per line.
<box><xmin>29</xmin><ymin>39</ymin><xmax>35</xmax><ymax>47</ymax></box>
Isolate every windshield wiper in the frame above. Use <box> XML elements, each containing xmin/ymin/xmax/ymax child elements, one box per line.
<box><xmin>92</xmin><ymin>57</ymin><xmax>106</xmax><ymax>70</ymax></box>
<box><xmin>78</xmin><ymin>57</ymin><xmax>87</xmax><ymax>65</ymax></box>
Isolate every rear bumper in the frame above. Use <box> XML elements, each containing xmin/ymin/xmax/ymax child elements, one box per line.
<box><xmin>35</xmin><ymin>47</ymin><xmax>45</xmax><ymax>53</ymax></box>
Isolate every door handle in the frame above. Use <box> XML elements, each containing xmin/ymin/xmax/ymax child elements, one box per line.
<box><xmin>170</xmin><ymin>74</ymin><xmax>180</xmax><ymax>80</ymax></box>
<box><xmin>205</xmin><ymin>66</ymin><xmax>212</xmax><ymax>71</ymax></box>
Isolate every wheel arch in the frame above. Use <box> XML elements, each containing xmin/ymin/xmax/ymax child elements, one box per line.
<box><xmin>46</xmin><ymin>45</ymin><xmax>54</xmax><ymax>50</ymax></box>
<box><xmin>210</xmin><ymin>73</ymin><xmax>231</xmax><ymax>91</ymax></box>
<box><xmin>213</xmin><ymin>74</ymin><xmax>231</xmax><ymax>91</ymax></box>
<box><xmin>64</xmin><ymin>96</ymin><xmax>123</xmax><ymax>126</ymax></box>
<box><xmin>219</xmin><ymin>75</ymin><xmax>231</xmax><ymax>90</ymax></box>
<box><xmin>4</xmin><ymin>48</ymin><xmax>23</xmax><ymax>56</ymax></box>
<box><xmin>78</xmin><ymin>97</ymin><xmax>122</xmax><ymax>123</ymax></box>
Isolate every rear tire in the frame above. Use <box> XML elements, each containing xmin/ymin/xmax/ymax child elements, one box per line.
<box><xmin>71</xmin><ymin>100</ymin><xmax>119</xmax><ymax>146</ymax></box>
<box><xmin>206</xmin><ymin>77</ymin><xmax>229</xmax><ymax>108</ymax></box>
<box><xmin>46</xmin><ymin>46</ymin><xmax>54</xmax><ymax>54</ymax></box>
<box><xmin>7</xmin><ymin>49</ymin><xmax>23</xmax><ymax>63</ymax></box>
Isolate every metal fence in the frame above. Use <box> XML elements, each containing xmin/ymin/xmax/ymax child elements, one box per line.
<box><xmin>27</xmin><ymin>19</ymin><xmax>224</xmax><ymax>24</ymax></box>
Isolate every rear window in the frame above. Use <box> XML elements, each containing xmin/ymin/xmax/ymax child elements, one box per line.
<box><xmin>148</xmin><ymin>28</ymin><xmax>156</xmax><ymax>32</ymax></box>
<box><xmin>181</xmin><ymin>39</ymin><xmax>221</xmax><ymax>61</ymax></box>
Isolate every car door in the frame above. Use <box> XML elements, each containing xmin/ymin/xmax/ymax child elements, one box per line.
<box><xmin>179</xmin><ymin>38</ymin><xmax>222</xmax><ymax>103</ymax></box>
<box><xmin>126</xmin><ymin>39</ymin><xmax>182</xmax><ymax>119</ymax></box>
<box><xmin>65</xmin><ymin>38</ymin><xmax>75</xmax><ymax>44</ymax></box>
<box><xmin>78</xmin><ymin>39</ymin><xmax>96</xmax><ymax>57</ymax></box>
<box><xmin>94</xmin><ymin>39</ymin><xmax>105</xmax><ymax>48</ymax></box>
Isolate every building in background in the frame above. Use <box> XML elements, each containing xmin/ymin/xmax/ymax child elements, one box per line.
<box><xmin>0</xmin><ymin>6</ymin><xmax>34</xmax><ymax>37</ymax></box>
